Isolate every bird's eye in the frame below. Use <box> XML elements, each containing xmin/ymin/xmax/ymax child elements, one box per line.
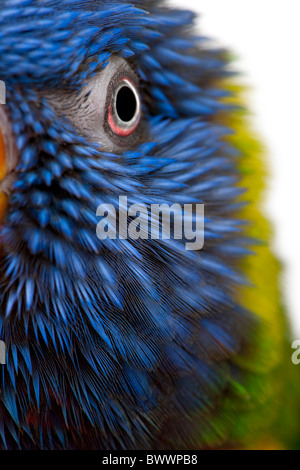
<box><xmin>103</xmin><ymin>61</ymin><xmax>143</xmax><ymax>148</ymax></box>
<box><xmin>107</xmin><ymin>77</ymin><xmax>141</xmax><ymax>137</ymax></box>
<box><xmin>45</xmin><ymin>57</ymin><xmax>143</xmax><ymax>152</ymax></box>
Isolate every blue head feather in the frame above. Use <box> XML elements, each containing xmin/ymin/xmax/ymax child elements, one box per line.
<box><xmin>0</xmin><ymin>0</ymin><xmax>255</xmax><ymax>449</ymax></box>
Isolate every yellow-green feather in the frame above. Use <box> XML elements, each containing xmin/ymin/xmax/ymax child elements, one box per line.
<box><xmin>219</xmin><ymin>82</ymin><xmax>299</xmax><ymax>449</ymax></box>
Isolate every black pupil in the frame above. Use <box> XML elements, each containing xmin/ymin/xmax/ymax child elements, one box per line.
<box><xmin>116</xmin><ymin>85</ymin><xmax>137</xmax><ymax>123</ymax></box>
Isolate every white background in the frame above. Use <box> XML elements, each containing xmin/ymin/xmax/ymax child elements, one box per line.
<box><xmin>169</xmin><ymin>0</ymin><xmax>300</xmax><ymax>334</ymax></box>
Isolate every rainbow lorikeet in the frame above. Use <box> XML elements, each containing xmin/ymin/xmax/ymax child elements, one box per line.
<box><xmin>0</xmin><ymin>0</ymin><xmax>299</xmax><ymax>450</ymax></box>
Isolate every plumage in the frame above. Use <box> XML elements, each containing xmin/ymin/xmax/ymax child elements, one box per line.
<box><xmin>0</xmin><ymin>0</ymin><xmax>298</xmax><ymax>449</ymax></box>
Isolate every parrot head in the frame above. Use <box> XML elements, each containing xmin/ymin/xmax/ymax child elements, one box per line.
<box><xmin>0</xmin><ymin>0</ymin><xmax>289</xmax><ymax>450</ymax></box>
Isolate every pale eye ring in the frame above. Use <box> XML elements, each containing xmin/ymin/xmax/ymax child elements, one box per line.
<box><xmin>108</xmin><ymin>78</ymin><xmax>141</xmax><ymax>137</ymax></box>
